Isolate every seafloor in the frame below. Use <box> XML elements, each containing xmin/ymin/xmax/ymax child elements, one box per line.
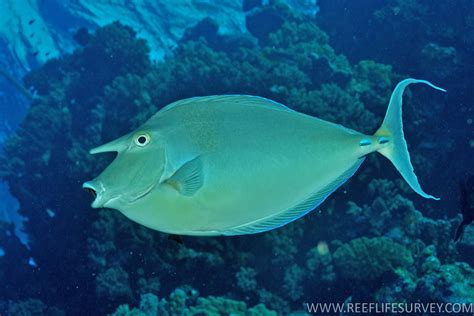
<box><xmin>0</xmin><ymin>1</ymin><xmax>473</xmax><ymax>315</ymax></box>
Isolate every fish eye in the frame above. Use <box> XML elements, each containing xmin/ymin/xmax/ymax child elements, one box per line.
<box><xmin>134</xmin><ymin>133</ymin><xmax>151</xmax><ymax>147</ymax></box>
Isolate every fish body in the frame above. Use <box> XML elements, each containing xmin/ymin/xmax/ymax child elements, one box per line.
<box><xmin>125</xmin><ymin>96</ymin><xmax>366</xmax><ymax>235</ymax></box>
<box><xmin>83</xmin><ymin>79</ymin><xmax>445</xmax><ymax>236</ymax></box>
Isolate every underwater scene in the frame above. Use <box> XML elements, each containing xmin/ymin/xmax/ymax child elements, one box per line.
<box><xmin>0</xmin><ymin>0</ymin><xmax>473</xmax><ymax>315</ymax></box>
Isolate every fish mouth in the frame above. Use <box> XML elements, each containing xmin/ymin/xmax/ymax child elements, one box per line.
<box><xmin>82</xmin><ymin>179</ymin><xmax>152</xmax><ymax>209</ymax></box>
<box><xmin>82</xmin><ymin>181</ymin><xmax>104</xmax><ymax>208</ymax></box>
<box><xmin>84</xmin><ymin>185</ymin><xmax>97</xmax><ymax>199</ymax></box>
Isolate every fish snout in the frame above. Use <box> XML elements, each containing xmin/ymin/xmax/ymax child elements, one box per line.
<box><xmin>82</xmin><ymin>181</ymin><xmax>105</xmax><ymax>208</ymax></box>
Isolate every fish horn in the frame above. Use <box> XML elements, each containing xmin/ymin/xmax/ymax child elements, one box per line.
<box><xmin>374</xmin><ymin>78</ymin><xmax>445</xmax><ymax>200</ymax></box>
<box><xmin>89</xmin><ymin>135</ymin><xmax>129</xmax><ymax>154</ymax></box>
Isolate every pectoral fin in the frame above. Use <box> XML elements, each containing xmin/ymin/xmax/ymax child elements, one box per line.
<box><xmin>165</xmin><ymin>156</ymin><xmax>204</xmax><ymax>196</ymax></box>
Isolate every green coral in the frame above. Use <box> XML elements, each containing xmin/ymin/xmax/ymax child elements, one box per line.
<box><xmin>333</xmin><ymin>237</ymin><xmax>414</xmax><ymax>280</ymax></box>
<box><xmin>349</xmin><ymin>60</ymin><xmax>398</xmax><ymax>113</ymax></box>
<box><xmin>111</xmin><ymin>293</ymin><xmax>159</xmax><ymax>316</ymax></box>
<box><xmin>374</xmin><ymin>246</ymin><xmax>474</xmax><ymax>303</ymax></box>
<box><xmin>288</xmin><ymin>83</ymin><xmax>377</xmax><ymax>133</ymax></box>
<box><xmin>1</xmin><ymin>299</ymin><xmax>64</xmax><ymax>316</ymax></box>
<box><xmin>256</xmin><ymin>289</ymin><xmax>290</xmax><ymax>314</ymax></box>
<box><xmin>187</xmin><ymin>296</ymin><xmax>273</xmax><ymax>316</ymax></box>
<box><xmin>236</xmin><ymin>267</ymin><xmax>257</xmax><ymax>293</ymax></box>
<box><xmin>416</xmin><ymin>262</ymin><xmax>474</xmax><ymax>303</ymax></box>
<box><xmin>306</xmin><ymin>245</ymin><xmax>336</xmax><ymax>282</ymax></box>
<box><xmin>96</xmin><ymin>266</ymin><xmax>132</xmax><ymax>299</ymax></box>
<box><xmin>111</xmin><ymin>288</ymin><xmax>276</xmax><ymax>316</ymax></box>
<box><xmin>283</xmin><ymin>264</ymin><xmax>305</xmax><ymax>301</ymax></box>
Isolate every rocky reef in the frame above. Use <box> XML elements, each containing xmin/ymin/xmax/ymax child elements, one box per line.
<box><xmin>0</xmin><ymin>1</ymin><xmax>472</xmax><ymax>315</ymax></box>
<box><xmin>0</xmin><ymin>0</ymin><xmax>247</xmax><ymax>73</ymax></box>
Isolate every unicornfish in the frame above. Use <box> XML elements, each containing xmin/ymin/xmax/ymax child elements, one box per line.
<box><xmin>83</xmin><ymin>79</ymin><xmax>445</xmax><ymax>236</ymax></box>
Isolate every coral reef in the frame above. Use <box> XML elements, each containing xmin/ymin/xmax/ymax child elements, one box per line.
<box><xmin>333</xmin><ymin>237</ymin><xmax>414</xmax><ymax>281</ymax></box>
<box><xmin>111</xmin><ymin>289</ymin><xmax>276</xmax><ymax>316</ymax></box>
<box><xmin>0</xmin><ymin>298</ymin><xmax>64</xmax><ymax>316</ymax></box>
<box><xmin>236</xmin><ymin>267</ymin><xmax>257</xmax><ymax>293</ymax></box>
<box><xmin>0</xmin><ymin>1</ymin><xmax>472</xmax><ymax>315</ymax></box>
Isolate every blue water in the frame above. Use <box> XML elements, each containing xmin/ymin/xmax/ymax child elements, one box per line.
<box><xmin>0</xmin><ymin>1</ymin><xmax>473</xmax><ymax>315</ymax></box>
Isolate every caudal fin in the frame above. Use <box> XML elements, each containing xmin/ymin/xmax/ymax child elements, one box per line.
<box><xmin>374</xmin><ymin>79</ymin><xmax>445</xmax><ymax>200</ymax></box>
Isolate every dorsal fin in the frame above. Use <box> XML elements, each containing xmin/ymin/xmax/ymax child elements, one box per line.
<box><xmin>221</xmin><ymin>158</ymin><xmax>365</xmax><ymax>235</ymax></box>
<box><xmin>160</xmin><ymin>95</ymin><xmax>294</xmax><ymax>114</ymax></box>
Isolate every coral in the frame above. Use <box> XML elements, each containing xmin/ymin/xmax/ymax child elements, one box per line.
<box><xmin>236</xmin><ymin>267</ymin><xmax>257</xmax><ymax>292</ymax></box>
<box><xmin>0</xmin><ymin>298</ymin><xmax>64</xmax><ymax>316</ymax></box>
<box><xmin>77</xmin><ymin>23</ymin><xmax>151</xmax><ymax>92</ymax></box>
<box><xmin>256</xmin><ymin>289</ymin><xmax>290</xmax><ymax>314</ymax></box>
<box><xmin>457</xmin><ymin>224</ymin><xmax>474</xmax><ymax>265</ymax></box>
<box><xmin>420</xmin><ymin>43</ymin><xmax>461</xmax><ymax>80</ymax></box>
<box><xmin>341</xmin><ymin>178</ymin><xmax>459</xmax><ymax>262</ymax></box>
<box><xmin>375</xmin><ymin>246</ymin><xmax>474</xmax><ymax>304</ymax></box>
<box><xmin>372</xmin><ymin>268</ymin><xmax>418</xmax><ymax>303</ymax></box>
<box><xmin>138</xmin><ymin>293</ymin><xmax>160</xmax><ymax>315</ymax></box>
<box><xmin>246</xmin><ymin>3</ymin><xmax>287</xmax><ymax>42</ymax></box>
<box><xmin>283</xmin><ymin>264</ymin><xmax>305</xmax><ymax>301</ymax></box>
<box><xmin>415</xmin><ymin>262</ymin><xmax>474</xmax><ymax>303</ymax></box>
<box><xmin>111</xmin><ymin>288</ymin><xmax>276</xmax><ymax>316</ymax></box>
<box><xmin>2</xmin><ymin>299</ymin><xmax>48</xmax><ymax>316</ymax></box>
<box><xmin>288</xmin><ymin>83</ymin><xmax>377</xmax><ymax>133</ymax></box>
<box><xmin>333</xmin><ymin>237</ymin><xmax>414</xmax><ymax>281</ymax></box>
<box><xmin>96</xmin><ymin>266</ymin><xmax>133</xmax><ymax>299</ymax></box>
<box><xmin>138</xmin><ymin>276</ymin><xmax>161</xmax><ymax>295</ymax></box>
<box><xmin>264</xmin><ymin>222</ymin><xmax>304</xmax><ymax>266</ymax></box>
<box><xmin>349</xmin><ymin>60</ymin><xmax>399</xmax><ymax>114</ymax></box>
<box><xmin>111</xmin><ymin>293</ymin><xmax>159</xmax><ymax>316</ymax></box>
<box><xmin>187</xmin><ymin>296</ymin><xmax>267</xmax><ymax>315</ymax></box>
<box><xmin>306</xmin><ymin>243</ymin><xmax>336</xmax><ymax>282</ymax></box>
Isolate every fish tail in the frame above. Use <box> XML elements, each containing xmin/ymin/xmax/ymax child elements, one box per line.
<box><xmin>374</xmin><ymin>78</ymin><xmax>445</xmax><ymax>200</ymax></box>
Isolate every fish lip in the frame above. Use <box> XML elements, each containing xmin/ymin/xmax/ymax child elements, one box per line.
<box><xmin>82</xmin><ymin>181</ymin><xmax>105</xmax><ymax>208</ymax></box>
